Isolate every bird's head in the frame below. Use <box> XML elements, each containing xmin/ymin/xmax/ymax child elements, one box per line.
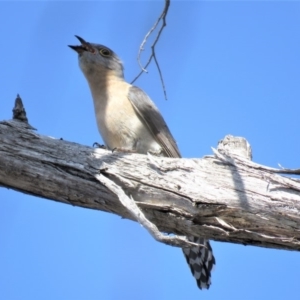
<box><xmin>69</xmin><ymin>35</ymin><xmax>124</xmax><ymax>79</ymax></box>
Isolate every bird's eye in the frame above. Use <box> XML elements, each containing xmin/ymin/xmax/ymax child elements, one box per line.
<box><xmin>99</xmin><ymin>48</ymin><xmax>111</xmax><ymax>57</ymax></box>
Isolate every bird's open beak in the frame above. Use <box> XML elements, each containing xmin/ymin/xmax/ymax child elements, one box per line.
<box><xmin>68</xmin><ymin>35</ymin><xmax>95</xmax><ymax>54</ymax></box>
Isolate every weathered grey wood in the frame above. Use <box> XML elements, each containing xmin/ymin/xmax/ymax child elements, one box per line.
<box><xmin>1</xmin><ymin>119</ymin><xmax>300</xmax><ymax>251</ymax></box>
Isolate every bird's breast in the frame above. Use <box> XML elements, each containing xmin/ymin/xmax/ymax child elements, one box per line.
<box><xmin>89</xmin><ymin>79</ymin><xmax>162</xmax><ymax>154</ymax></box>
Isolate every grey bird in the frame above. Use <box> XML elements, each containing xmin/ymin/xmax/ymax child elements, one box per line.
<box><xmin>69</xmin><ymin>35</ymin><xmax>215</xmax><ymax>289</ymax></box>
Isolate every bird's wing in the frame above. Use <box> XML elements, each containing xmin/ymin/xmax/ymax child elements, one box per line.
<box><xmin>128</xmin><ymin>86</ymin><xmax>181</xmax><ymax>158</ymax></box>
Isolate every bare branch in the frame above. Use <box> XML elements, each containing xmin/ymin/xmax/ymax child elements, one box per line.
<box><xmin>1</xmin><ymin>118</ymin><xmax>300</xmax><ymax>252</ymax></box>
<box><xmin>131</xmin><ymin>0</ymin><xmax>170</xmax><ymax>100</ymax></box>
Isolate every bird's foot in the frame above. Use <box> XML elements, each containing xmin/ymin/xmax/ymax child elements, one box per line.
<box><xmin>93</xmin><ymin>142</ymin><xmax>107</xmax><ymax>149</ymax></box>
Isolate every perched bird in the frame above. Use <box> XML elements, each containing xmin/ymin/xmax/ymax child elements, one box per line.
<box><xmin>69</xmin><ymin>35</ymin><xmax>215</xmax><ymax>289</ymax></box>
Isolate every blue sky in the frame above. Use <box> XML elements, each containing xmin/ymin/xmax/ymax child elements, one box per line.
<box><xmin>1</xmin><ymin>1</ymin><xmax>300</xmax><ymax>299</ymax></box>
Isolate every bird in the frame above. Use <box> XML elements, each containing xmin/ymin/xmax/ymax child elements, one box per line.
<box><xmin>69</xmin><ymin>35</ymin><xmax>215</xmax><ymax>290</ymax></box>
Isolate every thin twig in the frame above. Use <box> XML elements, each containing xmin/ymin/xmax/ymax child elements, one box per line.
<box><xmin>131</xmin><ymin>0</ymin><xmax>170</xmax><ymax>100</ymax></box>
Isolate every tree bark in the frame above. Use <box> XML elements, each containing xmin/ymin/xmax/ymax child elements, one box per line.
<box><xmin>1</xmin><ymin>115</ymin><xmax>300</xmax><ymax>251</ymax></box>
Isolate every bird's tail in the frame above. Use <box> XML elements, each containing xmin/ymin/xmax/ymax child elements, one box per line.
<box><xmin>182</xmin><ymin>236</ymin><xmax>215</xmax><ymax>289</ymax></box>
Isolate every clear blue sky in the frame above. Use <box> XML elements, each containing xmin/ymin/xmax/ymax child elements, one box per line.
<box><xmin>1</xmin><ymin>1</ymin><xmax>300</xmax><ymax>299</ymax></box>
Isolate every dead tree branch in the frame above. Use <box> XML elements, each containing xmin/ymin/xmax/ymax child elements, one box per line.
<box><xmin>1</xmin><ymin>98</ymin><xmax>300</xmax><ymax>252</ymax></box>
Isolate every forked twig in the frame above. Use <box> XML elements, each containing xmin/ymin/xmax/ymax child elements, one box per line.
<box><xmin>131</xmin><ymin>0</ymin><xmax>170</xmax><ymax>100</ymax></box>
